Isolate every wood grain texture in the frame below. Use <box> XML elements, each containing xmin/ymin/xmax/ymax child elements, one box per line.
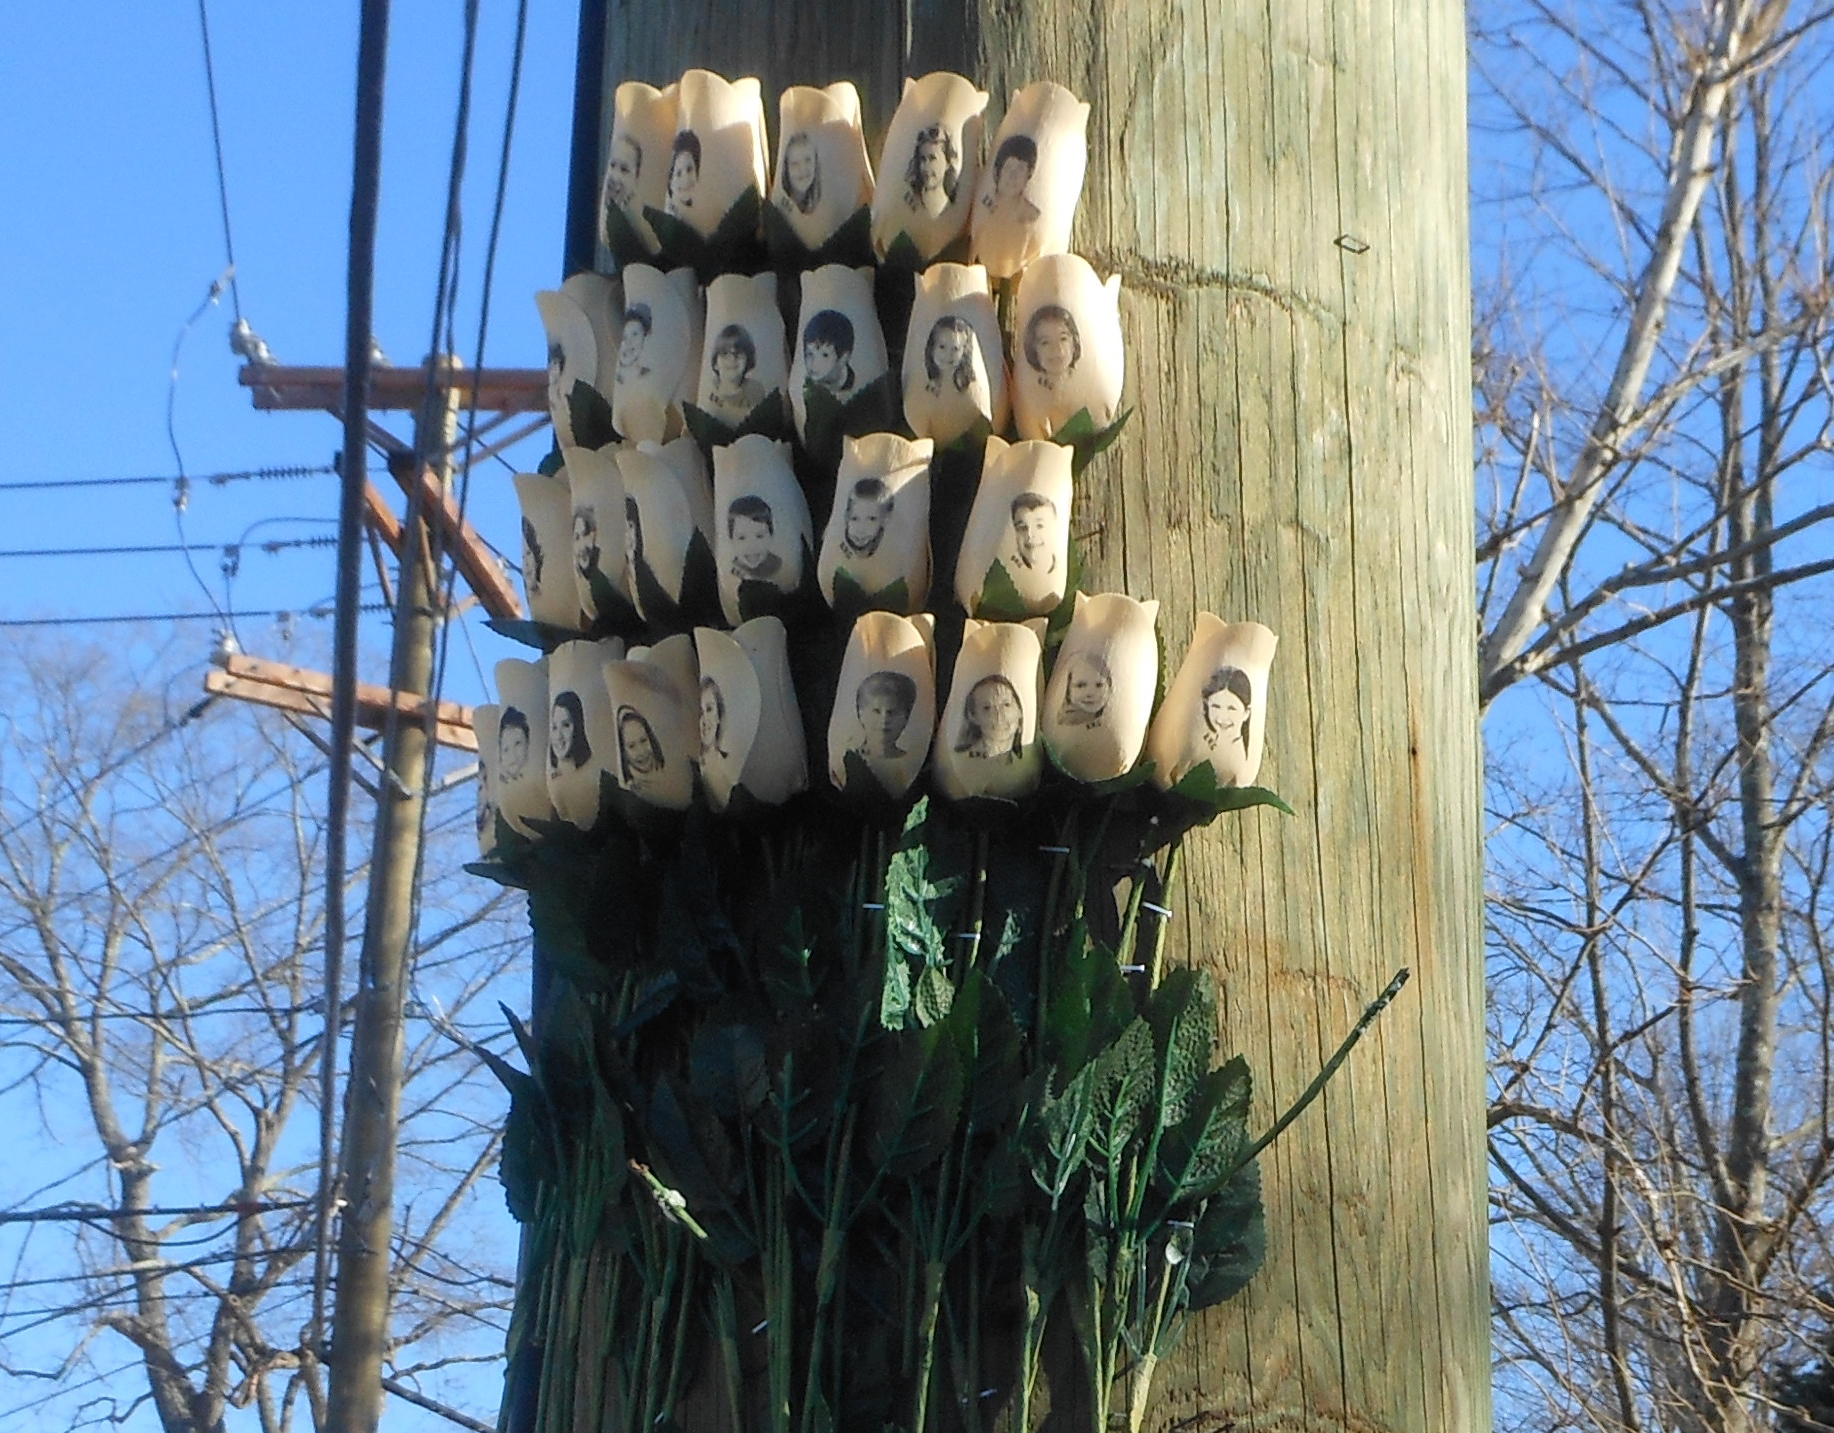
<box><xmin>594</xmin><ymin>2</ymin><xmax>1485</xmax><ymax>1429</ymax></box>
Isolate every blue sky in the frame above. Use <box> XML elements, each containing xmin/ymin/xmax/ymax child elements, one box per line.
<box><xmin>0</xmin><ymin>2</ymin><xmax>575</xmax><ymax>708</ymax></box>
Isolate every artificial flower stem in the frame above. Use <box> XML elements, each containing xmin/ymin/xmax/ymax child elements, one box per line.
<box><xmin>1143</xmin><ymin>840</ymin><xmax>1183</xmax><ymax>990</ymax></box>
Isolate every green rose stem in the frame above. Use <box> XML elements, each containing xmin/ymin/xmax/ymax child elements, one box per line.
<box><xmin>1142</xmin><ymin>841</ymin><xmax>1184</xmax><ymax>989</ymax></box>
<box><xmin>957</xmin><ymin>831</ymin><xmax>991</xmax><ymax>980</ymax></box>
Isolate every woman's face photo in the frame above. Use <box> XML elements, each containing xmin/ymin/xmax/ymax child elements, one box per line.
<box><xmin>668</xmin><ymin>148</ymin><xmax>698</xmax><ymax>206</ymax></box>
<box><xmin>545</xmin><ymin>343</ymin><xmax>566</xmax><ymax>412</ymax></box>
<box><xmin>621</xmin><ymin>714</ymin><xmax>661</xmax><ymax>776</ymax></box>
<box><xmin>1203</xmin><ymin>685</ymin><xmax>1248</xmax><ymax>745</ymax></box>
<box><xmin>784</xmin><ymin>135</ymin><xmax>817</xmax><ymax>200</ymax></box>
<box><xmin>549</xmin><ymin>700</ymin><xmax>576</xmax><ymax>765</ymax></box>
<box><xmin>928</xmin><ymin>322</ymin><xmax>968</xmax><ymax>375</ymax></box>
<box><xmin>1032</xmin><ymin>315</ymin><xmax>1077</xmax><ymax>381</ymax></box>
<box><xmin>573</xmin><ymin>511</ymin><xmax>599</xmax><ymax>576</ymax></box>
<box><xmin>699</xmin><ymin>684</ymin><xmax>722</xmax><ymax>755</ymax></box>
<box><xmin>1066</xmin><ymin>660</ymin><xmax>1110</xmax><ymax>716</ymax></box>
<box><xmin>968</xmin><ymin>679</ymin><xmax>1021</xmax><ymax>750</ymax></box>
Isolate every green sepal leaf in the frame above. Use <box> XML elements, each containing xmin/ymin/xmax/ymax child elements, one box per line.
<box><xmin>1051</xmin><ymin>405</ymin><xmax>1132</xmax><ymax>478</ymax></box>
<box><xmin>802</xmin><ymin>371</ymin><xmax>899</xmax><ymax>475</ymax></box>
<box><xmin>763</xmin><ymin>201</ymin><xmax>873</xmax><ymax>270</ymax></box>
<box><xmin>581</xmin><ymin>567</ymin><xmax>644</xmax><ymax>642</ymax></box>
<box><xmin>830</xmin><ymin>568</ymin><xmax>912</xmax><ymax>626</ymax></box>
<box><xmin>972</xmin><ymin>557</ymin><xmax>1037</xmax><ymax>622</ymax></box>
<box><xmin>878</xmin><ymin>226</ymin><xmax>973</xmax><ymax>273</ymax></box>
<box><xmin>1166</xmin><ymin>763</ymin><xmax>1296</xmax><ymax>817</ymax></box>
<box><xmin>643</xmin><ymin>188</ymin><xmax>764</xmax><ymax>284</ymax></box>
<box><xmin>484</xmin><ymin>616</ymin><xmax>589</xmax><ymax>654</ymax></box>
<box><xmin>567</xmin><ymin>380</ymin><xmax>620</xmax><ymax>451</ymax></box>
<box><xmin>683</xmin><ymin>390</ymin><xmax>792</xmax><ymax>459</ymax></box>
<box><xmin>537</xmin><ymin>445</ymin><xmax>565</xmax><ymax>477</ymax></box>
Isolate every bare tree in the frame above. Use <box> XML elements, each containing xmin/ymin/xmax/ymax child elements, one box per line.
<box><xmin>1474</xmin><ymin>2</ymin><xmax>1834</xmax><ymax>1429</ymax></box>
<box><xmin>0</xmin><ymin>633</ymin><xmax>523</xmax><ymax>1433</ymax></box>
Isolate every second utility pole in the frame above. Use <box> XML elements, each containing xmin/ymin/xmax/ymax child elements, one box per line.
<box><xmin>325</xmin><ymin>361</ymin><xmax>459</xmax><ymax>1433</ymax></box>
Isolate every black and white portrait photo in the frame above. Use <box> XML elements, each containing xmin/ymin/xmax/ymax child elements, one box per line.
<box><xmin>705</xmin><ymin>323</ymin><xmax>767</xmax><ymax>419</ymax></box>
<box><xmin>903</xmin><ymin>123</ymin><xmax>959</xmax><ymax>216</ymax></box>
<box><xmin>666</xmin><ymin>130</ymin><xmax>701</xmax><ymax>215</ymax></box>
<box><xmin>853</xmin><ymin>670</ymin><xmax>918</xmax><ymax>760</ymax></box>
<box><xmin>548</xmin><ymin>690</ymin><xmax>592</xmax><ymax>774</ymax></box>
<box><xmin>1021</xmin><ymin>305</ymin><xmax>1080</xmax><ymax>391</ymax></box>
<box><xmin>954</xmin><ymin>673</ymin><xmax>1024</xmax><ymax>761</ymax></box>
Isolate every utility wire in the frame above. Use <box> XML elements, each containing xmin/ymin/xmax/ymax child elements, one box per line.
<box><xmin>0</xmin><ymin>604</ymin><xmax>387</xmax><ymax>629</ymax></box>
<box><xmin>195</xmin><ymin>0</ymin><xmax>243</xmax><ymax>321</ymax></box>
<box><xmin>0</xmin><ymin>463</ymin><xmax>332</xmax><ymax>493</ymax></box>
<box><xmin>0</xmin><ymin>536</ymin><xmax>336</xmax><ymax>560</ymax></box>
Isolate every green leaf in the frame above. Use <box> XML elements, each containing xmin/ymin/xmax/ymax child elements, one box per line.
<box><xmin>1146</xmin><ymin>967</ymin><xmax>1217</xmax><ymax>1129</ymax></box>
<box><xmin>690</xmin><ymin>1015</ymin><xmax>770</xmax><ymax>1122</ymax></box>
<box><xmin>802</xmin><ymin>371</ymin><xmax>899</xmax><ymax>474</ymax></box>
<box><xmin>864</xmin><ymin>1025</ymin><xmax>965</xmax><ymax>1180</ymax></box>
<box><xmin>1042</xmin><ymin>538</ymin><xmax>1085</xmax><ymax>653</ymax></box>
<box><xmin>644</xmin><ymin>189</ymin><xmax>764</xmax><ymax>283</ymax></box>
<box><xmin>1030</xmin><ymin>1058</ymin><xmax>1099</xmax><ymax>1205</ymax></box>
<box><xmin>1051</xmin><ymin>405</ymin><xmax>1133</xmax><ymax>479</ymax></box>
<box><xmin>1087</xmin><ymin>1016</ymin><xmax>1156</xmax><ymax>1169</ymax></box>
<box><xmin>1185</xmin><ymin>1158</ymin><xmax>1267</xmax><ymax>1309</ymax></box>
<box><xmin>972</xmin><ymin>556</ymin><xmax>1034</xmax><ymax>622</ymax></box>
<box><xmin>483</xmin><ymin>616</ymin><xmax>581</xmax><ymax>654</ymax></box>
<box><xmin>1154</xmin><ymin>1056</ymin><xmax>1254</xmax><ymax>1207</ymax></box>
<box><xmin>913</xmin><ymin>963</ymin><xmax>955</xmax><ymax>1027</ymax></box>
<box><xmin>830</xmin><ymin>568</ymin><xmax>911</xmax><ymax>625</ymax></box>
<box><xmin>1166</xmin><ymin>763</ymin><xmax>1297</xmax><ymax>817</ymax></box>
<box><xmin>537</xmin><ymin>445</ymin><xmax>565</xmax><ymax>477</ymax></box>
<box><xmin>567</xmin><ymin>379</ymin><xmax>619</xmax><ymax>451</ymax></box>
<box><xmin>879</xmin><ymin>226</ymin><xmax>972</xmax><ymax>272</ymax></box>
<box><xmin>763</xmin><ymin>201</ymin><xmax>874</xmax><ymax>269</ymax></box>
<box><xmin>879</xmin><ymin>948</ymin><xmax>914</xmax><ymax>1031</ymax></box>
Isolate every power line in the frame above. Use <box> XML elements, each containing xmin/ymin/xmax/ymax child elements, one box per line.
<box><xmin>195</xmin><ymin>0</ymin><xmax>243</xmax><ymax>321</ymax></box>
<box><xmin>0</xmin><ymin>536</ymin><xmax>337</xmax><ymax>560</ymax></box>
<box><xmin>0</xmin><ymin>603</ymin><xmax>388</xmax><ymax>629</ymax></box>
<box><xmin>0</xmin><ymin>463</ymin><xmax>333</xmax><ymax>493</ymax></box>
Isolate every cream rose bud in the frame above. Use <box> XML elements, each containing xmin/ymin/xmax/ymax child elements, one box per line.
<box><xmin>613</xmin><ymin>265</ymin><xmax>703</xmax><ymax>444</ymax></box>
<box><xmin>713</xmin><ymin>435</ymin><xmax>812</xmax><ymax>622</ymax></box>
<box><xmin>537</xmin><ymin>275</ymin><xmax>619</xmax><ymax>446</ymax></box>
<box><xmin>772</xmin><ymin>83</ymin><xmax>875</xmax><ymax>250</ymax></box>
<box><xmin>472</xmin><ymin>703</ymin><xmax>503</xmax><ymax>854</ymax></box>
<box><xmin>902</xmin><ymin>263</ymin><xmax>1008</xmax><ymax>444</ymax></box>
<box><xmin>934</xmin><ymin>619</ymin><xmax>1047</xmax><ymax>801</ymax></box>
<box><xmin>1040</xmin><ymin>593</ymin><xmax>1160</xmax><ymax>781</ymax></box>
<box><xmin>1147</xmin><ymin>616</ymin><xmax>1279</xmax><ymax>790</ymax></box>
<box><xmin>513</xmin><ymin>469</ymin><xmax>579</xmax><ymax>629</ymax></box>
<box><xmin>1012</xmin><ymin>254</ymin><xmax>1124</xmax><ymax>440</ymax></box>
<box><xmin>492</xmin><ymin>658</ymin><xmax>557</xmax><ymax>834</ymax></box>
<box><xmin>601</xmin><ymin>80</ymin><xmax>679</xmax><ymax>254</ymax></box>
<box><xmin>954</xmin><ymin>436</ymin><xmax>1074</xmax><ymax>616</ymax></box>
<box><xmin>870</xmin><ymin>73</ymin><xmax>988</xmax><ymax>263</ymax></box>
<box><xmin>665</xmin><ymin>70</ymin><xmax>768</xmax><ymax>235</ymax></box>
<box><xmin>789</xmin><ymin>265</ymin><xmax>889</xmax><ymax>438</ymax></box>
<box><xmin>697</xmin><ymin>272</ymin><xmax>789</xmax><ymax>427</ymax></box>
<box><xmin>817</xmin><ymin>433</ymin><xmax>934</xmax><ymax>612</ymax></box>
<box><xmin>615</xmin><ymin>439</ymin><xmax>715</xmax><ymax>619</ymax></box>
<box><xmin>828</xmin><ymin>611</ymin><xmax>937</xmax><ymax>798</ymax></box>
<box><xmin>694</xmin><ymin>617</ymin><xmax>808</xmax><ymax>809</ymax></box>
<box><xmin>564</xmin><ymin>446</ymin><xmax>629</xmax><ymax>626</ymax></box>
<box><xmin>971</xmin><ymin>82</ymin><xmax>1089</xmax><ymax>278</ymax></box>
<box><xmin>544</xmin><ymin>638</ymin><xmax>627</xmax><ymax>829</ymax></box>
<box><xmin>603</xmin><ymin>632</ymin><xmax>700</xmax><ymax>810</ymax></box>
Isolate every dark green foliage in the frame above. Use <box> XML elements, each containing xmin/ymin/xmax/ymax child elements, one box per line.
<box><xmin>643</xmin><ymin>188</ymin><xmax>766</xmax><ymax>283</ymax></box>
<box><xmin>802</xmin><ymin>372</ymin><xmax>899</xmax><ymax>475</ymax></box>
<box><xmin>566</xmin><ymin>380</ymin><xmax>620</xmax><ymax>451</ymax></box>
<box><xmin>764</xmin><ymin>202</ymin><xmax>874</xmax><ymax>270</ymax></box>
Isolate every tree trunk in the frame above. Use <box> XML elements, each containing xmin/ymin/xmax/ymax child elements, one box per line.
<box><xmin>587</xmin><ymin>2</ymin><xmax>1485</xmax><ymax>1429</ymax></box>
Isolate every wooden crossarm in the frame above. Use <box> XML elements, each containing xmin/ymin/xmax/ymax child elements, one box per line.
<box><xmin>204</xmin><ymin>658</ymin><xmax>478</xmax><ymax>753</ymax></box>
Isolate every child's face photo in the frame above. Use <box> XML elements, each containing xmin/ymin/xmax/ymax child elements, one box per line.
<box><xmin>859</xmin><ymin>685</ymin><xmax>912</xmax><ymax>749</ymax></box>
<box><xmin>1067</xmin><ymin>661</ymin><xmax>1110</xmax><ymax>715</ymax></box>
<box><xmin>669</xmin><ymin>149</ymin><xmax>698</xmax><ymax>204</ymax></box>
<box><xmin>784</xmin><ymin>137</ymin><xmax>817</xmax><ymax>197</ymax></box>
<box><xmin>1204</xmin><ymin>687</ymin><xmax>1247</xmax><ymax>745</ymax></box>
<box><xmin>969</xmin><ymin>681</ymin><xmax>1021</xmax><ymax>747</ymax></box>
<box><xmin>606</xmin><ymin>135</ymin><xmax>641</xmax><ymax>208</ymax></box>
<box><xmin>915</xmin><ymin>138</ymin><xmax>946</xmax><ymax>194</ymax></box>
<box><xmin>995</xmin><ymin>154</ymin><xmax>1032</xmax><ymax>200</ymax></box>
<box><xmin>499</xmin><ymin>724</ymin><xmax>529</xmax><ymax>781</ymax></box>
<box><xmin>729</xmin><ymin>514</ymin><xmax>774</xmax><ymax>573</ymax></box>
<box><xmin>1033</xmin><ymin>316</ymin><xmax>1076</xmax><ymax>380</ymax></box>
<box><xmin>699</xmin><ymin>685</ymin><xmax>721</xmax><ymax>754</ymax></box>
<box><xmin>929</xmin><ymin>323</ymin><xmax>967</xmax><ymax>373</ymax></box>
<box><xmin>1012</xmin><ymin>503</ymin><xmax>1055</xmax><ymax>568</ymax></box>
<box><xmin>713</xmin><ymin>345</ymin><xmax>749</xmax><ymax>389</ymax></box>
<box><xmin>549</xmin><ymin>702</ymin><xmax>575</xmax><ymax>765</ymax></box>
<box><xmin>618</xmin><ymin>319</ymin><xmax>646</xmax><ymax>370</ymax></box>
<box><xmin>844</xmin><ymin>497</ymin><xmax>888</xmax><ymax>552</ymax></box>
<box><xmin>805</xmin><ymin>340</ymin><xmax>843</xmax><ymax>387</ymax></box>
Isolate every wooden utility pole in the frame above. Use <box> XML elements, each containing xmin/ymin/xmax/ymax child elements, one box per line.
<box><xmin>233</xmin><ymin>357</ymin><xmax>542</xmax><ymax>1429</ymax></box>
<box><xmin>585</xmin><ymin>3</ymin><xmax>1485</xmax><ymax>1432</ymax></box>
